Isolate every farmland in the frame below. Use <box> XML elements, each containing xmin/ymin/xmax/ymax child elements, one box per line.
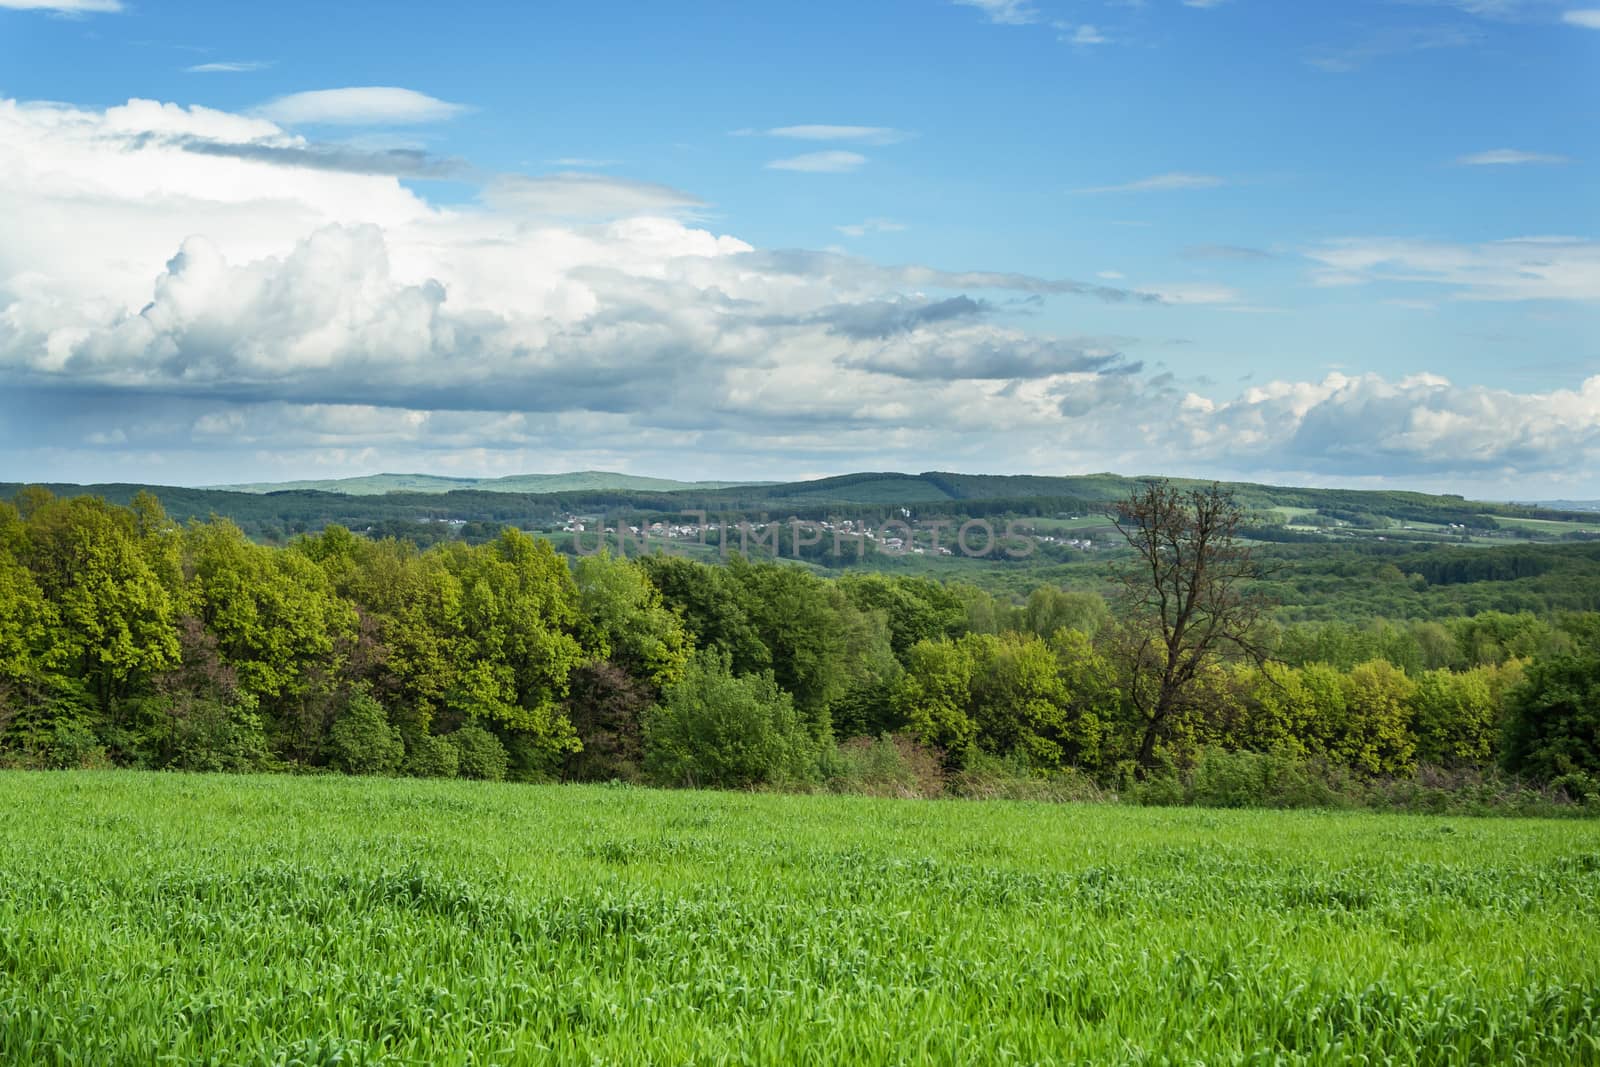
<box><xmin>2</xmin><ymin>772</ymin><xmax>1597</xmax><ymax>1065</ymax></box>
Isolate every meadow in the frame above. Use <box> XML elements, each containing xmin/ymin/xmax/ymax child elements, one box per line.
<box><xmin>1</xmin><ymin>773</ymin><xmax>1597</xmax><ymax>1064</ymax></box>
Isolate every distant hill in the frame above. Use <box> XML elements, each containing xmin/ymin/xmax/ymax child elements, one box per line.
<box><xmin>208</xmin><ymin>471</ymin><xmax>770</xmax><ymax>496</ymax></box>
<box><xmin>7</xmin><ymin>471</ymin><xmax>1597</xmax><ymax>551</ymax></box>
<box><xmin>1534</xmin><ymin>500</ymin><xmax>1600</xmax><ymax>513</ymax></box>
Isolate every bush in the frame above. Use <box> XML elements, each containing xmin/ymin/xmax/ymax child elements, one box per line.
<box><xmin>1187</xmin><ymin>749</ymin><xmax>1346</xmax><ymax>810</ymax></box>
<box><xmin>643</xmin><ymin>652</ymin><xmax>822</xmax><ymax>789</ymax></box>
<box><xmin>402</xmin><ymin>732</ymin><xmax>460</xmax><ymax>779</ymax></box>
<box><xmin>451</xmin><ymin>724</ymin><xmax>509</xmax><ymax>782</ymax></box>
<box><xmin>562</xmin><ymin>661</ymin><xmax>652</xmax><ymax>783</ymax></box>
<box><xmin>1502</xmin><ymin>652</ymin><xmax>1600</xmax><ymax>783</ymax></box>
<box><xmin>822</xmin><ymin>733</ymin><xmax>945</xmax><ymax>798</ymax></box>
<box><xmin>947</xmin><ymin>749</ymin><xmax>1104</xmax><ymax>803</ymax></box>
<box><xmin>328</xmin><ymin>693</ymin><xmax>403</xmax><ymax>776</ymax></box>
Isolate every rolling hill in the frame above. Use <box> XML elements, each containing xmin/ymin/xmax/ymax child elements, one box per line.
<box><xmin>208</xmin><ymin>471</ymin><xmax>768</xmax><ymax>495</ymax></box>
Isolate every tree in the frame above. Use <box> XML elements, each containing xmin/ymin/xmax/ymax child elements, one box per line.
<box><xmin>1110</xmin><ymin>481</ymin><xmax>1270</xmax><ymax>770</ymax></box>
<box><xmin>328</xmin><ymin>691</ymin><xmax>404</xmax><ymax>775</ymax></box>
<box><xmin>1501</xmin><ymin>651</ymin><xmax>1600</xmax><ymax>785</ymax></box>
<box><xmin>643</xmin><ymin>651</ymin><xmax>821</xmax><ymax>788</ymax></box>
<box><xmin>20</xmin><ymin>496</ymin><xmax>179</xmax><ymax>715</ymax></box>
<box><xmin>573</xmin><ymin>552</ymin><xmax>690</xmax><ymax>686</ymax></box>
<box><xmin>1336</xmin><ymin>660</ymin><xmax>1417</xmax><ymax>774</ymax></box>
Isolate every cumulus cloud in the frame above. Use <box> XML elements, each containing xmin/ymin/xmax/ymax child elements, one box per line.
<box><xmin>1169</xmin><ymin>373</ymin><xmax>1600</xmax><ymax>477</ymax></box>
<box><xmin>255</xmin><ymin>87</ymin><xmax>466</xmax><ymax>126</ymax></box>
<box><xmin>1</xmin><ymin>94</ymin><xmax>1596</xmax><ymax>493</ymax></box>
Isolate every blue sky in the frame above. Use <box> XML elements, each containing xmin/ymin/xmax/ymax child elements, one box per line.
<box><xmin>0</xmin><ymin>0</ymin><xmax>1596</xmax><ymax>495</ymax></box>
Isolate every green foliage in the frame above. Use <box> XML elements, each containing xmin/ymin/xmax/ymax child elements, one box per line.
<box><xmin>1335</xmin><ymin>660</ymin><xmax>1418</xmax><ymax>775</ymax></box>
<box><xmin>1186</xmin><ymin>749</ymin><xmax>1347</xmax><ymax>809</ymax></box>
<box><xmin>1020</xmin><ymin>586</ymin><xmax>1108</xmax><ymax>638</ymax></box>
<box><xmin>4</xmin><ymin>487</ymin><xmax>1600</xmax><ymax>800</ymax></box>
<box><xmin>436</xmin><ymin>530</ymin><xmax>585</xmax><ymax>755</ymax></box>
<box><xmin>820</xmin><ymin>733</ymin><xmax>945</xmax><ymax>798</ymax></box>
<box><xmin>19</xmin><ymin>495</ymin><xmax>179</xmax><ymax>709</ymax></box>
<box><xmin>450</xmin><ymin>723</ymin><xmax>509</xmax><ymax>782</ymax></box>
<box><xmin>1410</xmin><ymin>667</ymin><xmax>1498</xmax><ymax>767</ymax></box>
<box><xmin>402</xmin><ymin>732</ymin><xmax>460</xmax><ymax>779</ymax></box>
<box><xmin>574</xmin><ymin>553</ymin><xmax>691</xmax><ymax>685</ymax></box>
<box><xmin>1502</xmin><ymin>652</ymin><xmax>1600</xmax><ymax>783</ymax></box>
<box><xmin>328</xmin><ymin>692</ymin><xmax>404</xmax><ymax>776</ymax></box>
<box><xmin>644</xmin><ymin>652</ymin><xmax>822</xmax><ymax>788</ymax></box>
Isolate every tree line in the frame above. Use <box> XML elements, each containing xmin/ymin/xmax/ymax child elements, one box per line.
<box><xmin>0</xmin><ymin>485</ymin><xmax>1595</xmax><ymax>805</ymax></box>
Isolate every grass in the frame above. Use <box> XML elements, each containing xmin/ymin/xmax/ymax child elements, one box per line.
<box><xmin>1</xmin><ymin>773</ymin><xmax>1598</xmax><ymax>1065</ymax></box>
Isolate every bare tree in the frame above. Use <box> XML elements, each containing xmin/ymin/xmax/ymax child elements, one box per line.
<box><xmin>1109</xmin><ymin>481</ymin><xmax>1270</xmax><ymax>769</ymax></box>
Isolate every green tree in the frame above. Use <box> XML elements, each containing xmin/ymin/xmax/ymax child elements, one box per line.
<box><xmin>451</xmin><ymin>723</ymin><xmax>510</xmax><ymax>781</ymax></box>
<box><xmin>21</xmin><ymin>496</ymin><xmax>179</xmax><ymax>714</ymax></box>
<box><xmin>636</xmin><ymin>555</ymin><xmax>770</xmax><ymax>675</ymax></box>
<box><xmin>328</xmin><ymin>691</ymin><xmax>404</xmax><ymax>775</ymax></box>
<box><xmin>1335</xmin><ymin>660</ymin><xmax>1418</xmax><ymax>774</ymax></box>
<box><xmin>184</xmin><ymin>519</ymin><xmax>355</xmax><ymax>710</ymax></box>
<box><xmin>574</xmin><ymin>552</ymin><xmax>691</xmax><ymax>685</ymax></box>
<box><xmin>894</xmin><ymin>637</ymin><xmax>984</xmax><ymax>758</ymax></box>
<box><xmin>1501</xmin><ymin>651</ymin><xmax>1600</xmax><ymax>784</ymax></box>
<box><xmin>1020</xmin><ymin>587</ymin><xmax>1108</xmax><ymax>639</ymax></box>
<box><xmin>1410</xmin><ymin>667</ymin><xmax>1497</xmax><ymax>766</ymax></box>
<box><xmin>643</xmin><ymin>651</ymin><xmax>821</xmax><ymax>788</ymax></box>
<box><xmin>437</xmin><ymin>530</ymin><xmax>587</xmax><ymax>760</ymax></box>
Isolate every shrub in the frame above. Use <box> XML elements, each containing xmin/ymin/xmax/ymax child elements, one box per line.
<box><xmin>451</xmin><ymin>724</ymin><xmax>509</xmax><ymax>782</ymax></box>
<box><xmin>1187</xmin><ymin>749</ymin><xmax>1347</xmax><ymax>810</ymax></box>
<box><xmin>402</xmin><ymin>732</ymin><xmax>460</xmax><ymax>779</ymax></box>
<box><xmin>822</xmin><ymin>733</ymin><xmax>945</xmax><ymax>798</ymax></box>
<box><xmin>947</xmin><ymin>749</ymin><xmax>1105</xmax><ymax>803</ymax></box>
<box><xmin>328</xmin><ymin>692</ymin><xmax>403</xmax><ymax>776</ymax></box>
<box><xmin>1502</xmin><ymin>652</ymin><xmax>1600</xmax><ymax>783</ymax></box>
<box><xmin>643</xmin><ymin>652</ymin><xmax>822</xmax><ymax>789</ymax></box>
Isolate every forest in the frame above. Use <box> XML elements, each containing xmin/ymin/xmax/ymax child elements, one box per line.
<box><xmin>1</xmin><ymin>484</ymin><xmax>1597</xmax><ymax>812</ymax></box>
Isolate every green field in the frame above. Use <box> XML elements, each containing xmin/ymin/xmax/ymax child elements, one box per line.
<box><xmin>2</xmin><ymin>774</ymin><xmax>1598</xmax><ymax>1064</ymax></box>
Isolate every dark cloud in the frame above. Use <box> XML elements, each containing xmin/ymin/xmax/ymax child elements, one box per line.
<box><xmin>136</xmin><ymin>132</ymin><xmax>469</xmax><ymax>179</ymax></box>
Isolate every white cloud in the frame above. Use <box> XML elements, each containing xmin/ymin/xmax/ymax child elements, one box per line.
<box><xmin>1562</xmin><ymin>9</ymin><xmax>1600</xmax><ymax>26</ymax></box>
<box><xmin>484</xmin><ymin>173</ymin><xmax>705</xmax><ymax>219</ymax></box>
<box><xmin>1136</xmin><ymin>283</ymin><xmax>1245</xmax><ymax>305</ymax></box>
<box><xmin>836</xmin><ymin>218</ymin><xmax>907</xmax><ymax>237</ymax></box>
<box><xmin>1307</xmin><ymin>236</ymin><xmax>1600</xmax><ymax>301</ymax></box>
<box><xmin>1307</xmin><ymin>26</ymin><xmax>1479</xmax><ymax>72</ymax></box>
<box><xmin>2</xmin><ymin>94</ymin><xmax>1596</xmax><ymax>492</ymax></box>
<box><xmin>1075</xmin><ymin>172</ymin><xmax>1226</xmax><ymax>194</ymax></box>
<box><xmin>765</xmin><ymin>125</ymin><xmax>910</xmax><ymax>144</ymax></box>
<box><xmin>766</xmin><ymin>150</ymin><xmax>867</xmax><ymax>173</ymax></box>
<box><xmin>0</xmin><ymin>0</ymin><xmax>120</xmax><ymax>10</ymax></box>
<box><xmin>953</xmin><ymin>0</ymin><xmax>1039</xmax><ymax>24</ymax></box>
<box><xmin>1166</xmin><ymin>372</ymin><xmax>1600</xmax><ymax>478</ymax></box>
<box><xmin>185</xmin><ymin>61</ymin><xmax>272</xmax><ymax>74</ymax></box>
<box><xmin>1066</xmin><ymin>24</ymin><xmax>1108</xmax><ymax>44</ymax></box>
<box><xmin>1455</xmin><ymin>148</ymin><xmax>1570</xmax><ymax>165</ymax></box>
<box><xmin>255</xmin><ymin>87</ymin><xmax>466</xmax><ymax>126</ymax></box>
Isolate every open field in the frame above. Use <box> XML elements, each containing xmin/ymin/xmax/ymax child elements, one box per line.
<box><xmin>1</xmin><ymin>774</ymin><xmax>1598</xmax><ymax>1064</ymax></box>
